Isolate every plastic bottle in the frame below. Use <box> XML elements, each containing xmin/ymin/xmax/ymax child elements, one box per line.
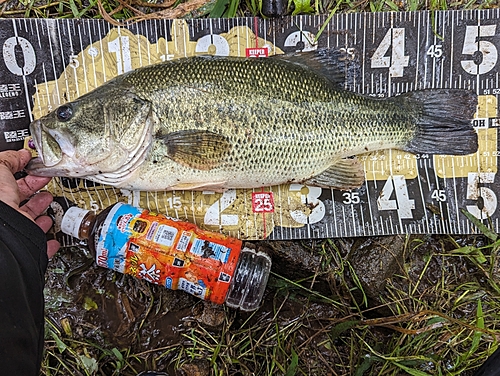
<box><xmin>61</xmin><ymin>202</ymin><xmax>271</xmax><ymax>311</ymax></box>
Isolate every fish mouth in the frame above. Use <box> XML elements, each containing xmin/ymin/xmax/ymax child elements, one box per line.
<box><xmin>30</xmin><ymin>120</ymin><xmax>63</xmax><ymax>167</ymax></box>
<box><xmin>26</xmin><ymin>120</ymin><xmax>80</xmax><ymax>176</ymax></box>
<box><xmin>25</xmin><ymin>156</ymin><xmax>58</xmax><ymax>176</ymax></box>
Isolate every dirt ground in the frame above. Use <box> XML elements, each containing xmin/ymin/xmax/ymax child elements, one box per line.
<box><xmin>43</xmin><ymin>233</ymin><xmax>498</xmax><ymax>375</ymax></box>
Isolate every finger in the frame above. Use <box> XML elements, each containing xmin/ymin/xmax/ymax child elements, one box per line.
<box><xmin>0</xmin><ymin>176</ymin><xmax>21</xmax><ymax>209</ymax></box>
<box><xmin>47</xmin><ymin>239</ymin><xmax>60</xmax><ymax>259</ymax></box>
<box><xmin>20</xmin><ymin>192</ymin><xmax>54</xmax><ymax>221</ymax></box>
<box><xmin>0</xmin><ymin>149</ymin><xmax>37</xmax><ymax>209</ymax></box>
<box><xmin>35</xmin><ymin>215</ymin><xmax>53</xmax><ymax>233</ymax></box>
<box><xmin>18</xmin><ymin>175</ymin><xmax>52</xmax><ymax>201</ymax></box>
<box><xmin>0</xmin><ymin>149</ymin><xmax>32</xmax><ymax>174</ymax></box>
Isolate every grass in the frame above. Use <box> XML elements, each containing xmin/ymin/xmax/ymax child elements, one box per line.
<box><xmin>39</xmin><ymin>232</ymin><xmax>500</xmax><ymax>375</ymax></box>
<box><xmin>1</xmin><ymin>0</ymin><xmax>497</xmax><ymax>19</ymax></box>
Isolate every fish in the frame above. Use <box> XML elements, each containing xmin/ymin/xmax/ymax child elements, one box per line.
<box><xmin>26</xmin><ymin>50</ymin><xmax>478</xmax><ymax>192</ymax></box>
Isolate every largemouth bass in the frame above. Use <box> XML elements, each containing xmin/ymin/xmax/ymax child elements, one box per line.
<box><xmin>26</xmin><ymin>52</ymin><xmax>478</xmax><ymax>191</ymax></box>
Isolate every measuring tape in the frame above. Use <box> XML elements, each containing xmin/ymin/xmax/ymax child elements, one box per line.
<box><xmin>0</xmin><ymin>11</ymin><xmax>499</xmax><ymax>241</ymax></box>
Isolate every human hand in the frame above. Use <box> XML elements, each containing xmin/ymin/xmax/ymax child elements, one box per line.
<box><xmin>0</xmin><ymin>149</ymin><xmax>60</xmax><ymax>258</ymax></box>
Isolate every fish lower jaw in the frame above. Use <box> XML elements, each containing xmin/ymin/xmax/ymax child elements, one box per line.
<box><xmin>25</xmin><ymin>156</ymin><xmax>102</xmax><ymax>178</ymax></box>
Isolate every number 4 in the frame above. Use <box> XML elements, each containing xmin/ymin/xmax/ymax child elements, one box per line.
<box><xmin>377</xmin><ymin>175</ymin><xmax>415</xmax><ymax>219</ymax></box>
<box><xmin>371</xmin><ymin>28</ymin><xmax>410</xmax><ymax>78</ymax></box>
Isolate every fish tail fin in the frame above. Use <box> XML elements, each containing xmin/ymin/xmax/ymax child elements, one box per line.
<box><xmin>401</xmin><ymin>89</ymin><xmax>478</xmax><ymax>155</ymax></box>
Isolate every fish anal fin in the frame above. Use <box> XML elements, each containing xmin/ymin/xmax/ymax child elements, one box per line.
<box><xmin>303</xmin><ymin>158</ymin><xmax>365</xmax><ymax>190</ymax></box>
<box><xmin>162</xmin><ymin>130</ymin><xmax>231</xmax><ymax>170</ymax></box>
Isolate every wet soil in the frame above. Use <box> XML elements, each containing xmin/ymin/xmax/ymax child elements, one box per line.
<box><xmin>43</xmin><ymin>234</ymin><xmax>492</xmax><ymax>375</ymax></box>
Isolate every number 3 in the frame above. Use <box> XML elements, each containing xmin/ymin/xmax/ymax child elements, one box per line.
<box><xmin>289</xmin><ymin>185</ymin><xmax>325</xmax><ymax>224</ymax></box>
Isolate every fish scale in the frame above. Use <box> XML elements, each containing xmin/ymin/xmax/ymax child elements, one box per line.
<box><xmin>26</xmin><ymin>55</ymin><xmax>476</xmax><ymax>194</ymax></box>
<box><xmin>0</xmin><ymin>11</ymin><xmax>498</xmax><ymax>242</ymax></box>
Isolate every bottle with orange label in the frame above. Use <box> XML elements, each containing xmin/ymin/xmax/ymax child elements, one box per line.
<box><xmin>61</xmin><ymin>202</ymin><xmax>271</xmax><ymax>311</ymax></box>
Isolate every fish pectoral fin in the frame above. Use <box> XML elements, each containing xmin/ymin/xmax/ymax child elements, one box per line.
<box><xmin>162</xmin><ymin>130</ymin><xmax>231</xmax><ymax>170</ymax></box>
<box><xmin>303</xmin><ymin>158</ymin><xmax>365</xmax><ymax>190</ymax></box>
<box><xmin>168</xmin><ymin>181</ymin><xmax>227</xmax><ymax>192</ymax></box>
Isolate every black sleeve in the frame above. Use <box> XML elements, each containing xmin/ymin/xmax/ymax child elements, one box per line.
<box><xmin>0</xmin><ymin>200</ymin><xmax>48</xmax><ymax>375</ymax></box>
<box><xmin>474</xmin><ymin>347</ymin><xmax>500</xmax><ymax>376</ymax></box>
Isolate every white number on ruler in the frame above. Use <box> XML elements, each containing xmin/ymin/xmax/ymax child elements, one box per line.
<box><xmin>342</xmin><ymin>191</ymin><xmax>360</xmax><ymax>205</ymax></box>
<box><xmin>461</xmin><ymin>25</ymin><xmax>498</xmax><ymax>75</ymax></box>
<box><xmin>289</xmin><ymin>185</ymin><xmax>325</xmax><ymax>224</ymax></box>
<box><xmin>76</xmin><ymin>199</ymin><xmax>99</xmax><ymax>212</ymax></box>
<box><xmin>108</xmin><ymin>36</ymin><xmax>132</xmax><ymax>75</ymax></box>
<box><xmin>377</xmin><ymin>175</ymin><xmax>415</xmax><ymax>219</ymax></box>
<box><xmin>204</xmin><ymin>190</ymin><xmax>238</xmax><ymax>226</ymax></box>
<box><xmin>466</xmin><ymin>172</ymin><xmax>497</xmax><ymax>219</ymax></box>
<box><xmin>2</xmin><ymin>37</ymin><xmax>36</xmax><ymax>76</ymax></box>
<box><xmin>431</xmin><ymin>189</ymin><xmax>446</xmax><ymax>202</ymax></box>
<box><xmin>371</xmin><ymin>28</ymin><xmax>409</xmax><ymax>78</ymax></box>
<box><xmin>254</xmin><ymin>197</ymin><xmax>273</xmax><ymax>212</ymax></box>
<box><xmin>69</xmin><ymin>54</ymin><xmax>80</xmax><ymax>69</ymax></box>
<box><xmin>426</xmin><ymin>44</ymin><xmax>443</xmax><ymax>58</ymax></box>
<box><xmin>195</xmin><ymin>35</ymin><xmax>230</xmax><ymax>56</ymax></box>
<box><xmin>166</xmin><ymin>196</ymin><xmax>182</xmax><ymax>210</ymax></box>
<box><xmin>284</xmin><ymin>31</ymin><xmax>317</xmax><ymax>52</ymax></box>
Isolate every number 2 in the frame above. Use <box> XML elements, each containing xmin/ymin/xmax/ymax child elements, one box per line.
<box><xmin>204</xmin><ymin>190</ymin><xmax>238</xmax><ymax>226</ymax></box>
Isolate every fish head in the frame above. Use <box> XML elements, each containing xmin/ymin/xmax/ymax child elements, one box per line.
<box><xmin>27</xmin><ymin>85</ymin><xmax>153</xmax><ymax>179</ymax></box>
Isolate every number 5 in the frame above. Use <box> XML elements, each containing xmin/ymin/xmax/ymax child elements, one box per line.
<box><xmin>461</xmin><ymin>25</ymin><xmax>498</xmax><ymax>75</ymax></box>
<box><xmin>466</xmin><ymin>172</ymin><xmax>497</xmax><ymax>219</ymax></box>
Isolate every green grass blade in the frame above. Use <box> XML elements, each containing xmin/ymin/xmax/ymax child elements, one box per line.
<box><xmin>461</xmin><ymin>208</ymin><xmax>498</xmax><ymax>241</ymax></box>
<box><xmin>285</xmin><ymin>348</ymin><xmax>299</xmax><ymax>376</ymax></box>
<box><xmin>209</xmin><ymin>0</ymin><xmax>230</xmax><ymax>17</ymax></box>
<box><xmin>393</xmin><ymin>362</ymin><xmax>432</xmax><ymax>376</ymax></box>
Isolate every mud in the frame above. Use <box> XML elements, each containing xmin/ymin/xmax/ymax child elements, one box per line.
<box><xmin>44</xmin><ymin>234</ymin><xmax>491</xmax><ymax>375</ymax></box>
<box><xmin>348</xmin><ymin>236</ymin><xmax>406</xmax><ymax>298</ymax></box>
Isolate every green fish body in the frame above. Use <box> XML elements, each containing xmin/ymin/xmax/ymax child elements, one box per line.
<box><xmin>27</xmin><ymin>53</ymin><xmax>478</xmax><ymax>191</ymax></box>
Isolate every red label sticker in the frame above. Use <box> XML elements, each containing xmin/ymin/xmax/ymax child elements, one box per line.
<box><xmin>252</xmin><ymin>192</ymin><xmax>275</xmax><ymax>213</ymax></box>
<box><xmin>245</xmin><ymin>48</ymin><xmax>269</xmax><ymax>58</ymax></box>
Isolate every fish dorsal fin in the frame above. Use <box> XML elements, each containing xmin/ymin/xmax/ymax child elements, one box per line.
<box><xmin>303</xmin><ymin>158</ymin><xmax>365</xmax><ymax>190</ymax></box>
<box><xmin>272</xmin><ymin>48</ymin><xmax>358</xmax><ymax>89</ymax></box>
<box><xmin>162</xmin><ymin>130</ymin><xmax>231</xmax><ymax>170</ymax></box>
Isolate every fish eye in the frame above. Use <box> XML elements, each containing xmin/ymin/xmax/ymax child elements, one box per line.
<box><xmin>56</xmin><ymin>105</ymin><xmax>73</xmax><ymax>121</ymax></box>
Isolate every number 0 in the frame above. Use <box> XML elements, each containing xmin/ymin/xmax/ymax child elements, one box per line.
<box><xmin>3</xmin><ymin>36</ymin><xmax>36</xmax><ymax>76</ymax></box>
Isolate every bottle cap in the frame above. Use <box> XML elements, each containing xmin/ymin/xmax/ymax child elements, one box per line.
<box><xmin>61</xmin><ymin>206</ymin><xmax>91</xmax><ymax>239</ymax></box>
<box><xmin>225</xmin><ymin>247</ymin><xmax>272</xmax><ymax>311</ymax></box>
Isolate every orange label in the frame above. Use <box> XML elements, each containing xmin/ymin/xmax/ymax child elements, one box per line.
<box><xmin>96</xmin><ymin>203</ymin><xmax>242</xmax><ymax>304</ymax></box>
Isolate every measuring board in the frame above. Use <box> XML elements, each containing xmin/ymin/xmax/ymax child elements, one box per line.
<box><xmin>0</xmin><ymin>10</ymin><xmax>499</xmax><ymax>241</ymax></box>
